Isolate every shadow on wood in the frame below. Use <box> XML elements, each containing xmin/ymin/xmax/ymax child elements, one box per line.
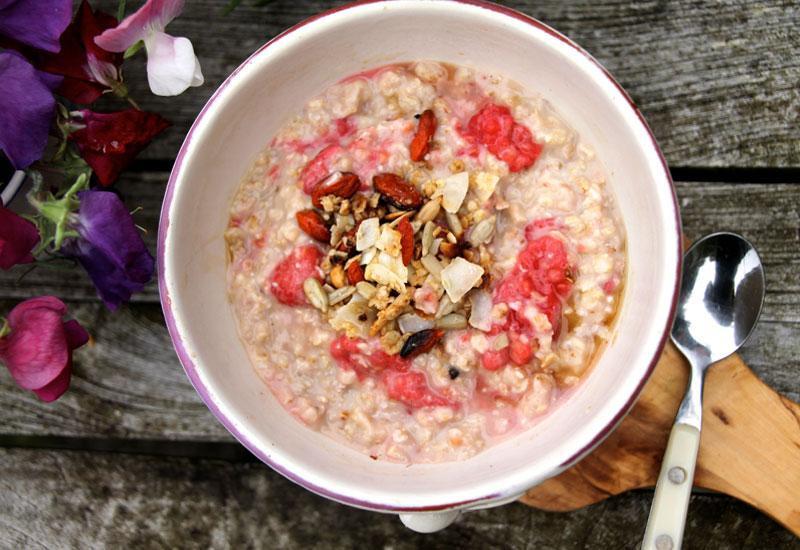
<box><xmin>521</xmin><ymin>342</ymin><xmax>800</xmax><ymax>537</ymax></box>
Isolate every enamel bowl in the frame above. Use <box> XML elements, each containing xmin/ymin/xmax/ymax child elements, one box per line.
<box><xmin>159</xmin><ymin>0</ymin><xmax>681</xmax><ymax>532</ymax></box>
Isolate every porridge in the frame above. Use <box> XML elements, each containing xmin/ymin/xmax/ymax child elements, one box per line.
<box><xmin>225</xmin><ymin>62</ymin><xmax>625</xmax><ymax>463</ymax></box>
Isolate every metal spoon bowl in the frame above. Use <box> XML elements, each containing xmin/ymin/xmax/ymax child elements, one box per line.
<box><xmin>643</xmin><ymin>232</ymin><xmax>765</xmax><ymax>550</ymax></box>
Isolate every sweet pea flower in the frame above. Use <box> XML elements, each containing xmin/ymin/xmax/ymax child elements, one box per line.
<box><xmin>0</xmin><ymin>0</ymin><xmax>72</xmax><ymax>53</ymax></box>
<box><xmin>0</xmin><ymin>296</ymin><xmax>89</xmax><ymax>402</ymax></box>
<box><xmin>0</xmin><ymin>205</ymin><xmax>40</xmax><ymax>269</ymax></box>
<box><xmin>69</xmin><ymin>108</ymin><xmax>170</xmax><ymax>185</ymax></box>
<box><xmin>63</xmin><ymin>190</ymin><xmax>155</xmax><ymax>310</ymax></box>
<box><xmin>0</xmin><ymin>51</ymin><xmax>61</xmax><ymax>169</ymax></box>
<box><xmin>13</xmin><ymin>1</ymin><xmax>125</xmax><ymax>104</ymax></box>
<box><xmin>95</xmin><ymin>0</ymin><xmax>203</xmax><ymax>96</ymax></box>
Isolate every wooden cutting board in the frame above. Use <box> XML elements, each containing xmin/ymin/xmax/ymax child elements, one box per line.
<box><xmin>521</xmin><ymin>341</ymin><xmax>800</xmax><ymax>536</ymax></box>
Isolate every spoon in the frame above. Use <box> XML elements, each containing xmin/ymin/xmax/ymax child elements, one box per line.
<box><xmin>642</xmin><ymin>232</ymin><xmax>765</xmax><ymax>550</ymax></box>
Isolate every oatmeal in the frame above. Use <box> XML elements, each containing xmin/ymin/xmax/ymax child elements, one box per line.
<box><xmin>225</xmin><ymin>62</ymin><xmax>625</xmax><ymax>463</ymax></box>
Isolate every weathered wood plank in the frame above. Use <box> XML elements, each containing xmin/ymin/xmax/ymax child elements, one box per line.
<box><xmin>0</xmin><ymin>448</ymin><xmax>796</xmax><ymax>549</ymax></box>
<box><xmin>88</xmin><ymin>0</ymin><xmax>800</xmax><ymax>166</ymax></box>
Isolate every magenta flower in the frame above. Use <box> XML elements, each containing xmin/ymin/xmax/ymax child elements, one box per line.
<box><xmin>0</xmin><ymin>296</ymin><xmax>89</xmax><ymax>402</ymax></box>
<box><xmin>63</xmin><ymin>190</ymin><xmax>155</xmax><ymax>310</ymax></box>
<box><xmin>95</xmin><ymin>0</ymin><xmax>203</xmax><ymax>96</ymax></box>
<box><xmin>69</xmin><ymin>108</ymin><xmax>170</xmax><ymax>185</ymax></box>
<box><xmin>11</xmin><ymin>1</ymin><xmax>125</xmax><ymax>104</ymax></box>
<box><xmin>0</xmin><ymin>51</ymin><xmax>61</xmax><ymax>169</ymax></box>
<box><xmin>0</xmin><ymin>205</ymin><xmax>40</xmax><ymax>269</ymax></box>
<box><xmin>0</xmin><ymin>0</ymin><xmax>72</xmax><ymax>53</ymax></box>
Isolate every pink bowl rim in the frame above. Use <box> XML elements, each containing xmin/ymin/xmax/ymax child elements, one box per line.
<box><xmin>157</xmin><ymin>0</ymin><xmax>682</xmax><ymax>512</ymax></box>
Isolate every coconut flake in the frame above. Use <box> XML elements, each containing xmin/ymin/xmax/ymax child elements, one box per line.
<box><xmin>365</xmin><ymin>251</ymin><xmax>408</xmax><ymax>292</ymax></box>
<box><xmin>376</xmin><ymin>224</ymin><xmax>402</xmax><ymax>256</ymax></box>
<box><xmin>398</xmin><ymin>313</ymin><xmax>435</xmax><ymax>334</ymax></box>
<box><xmin>440</xmin><ymin>257</ymin><xmax>484</xmax><ymax>303</ymax></box>
<box><xmin>356</xmin><ymin>217</ymin><xmax>380</xmax><ymax>251</ymax></box>
<box><xmin>473</xmin><ymin>172</ymin><xmax>499</xmax><ymax>202</ymax></box>
<box><xmin>468</xmin><ymin>289</ymin><xmax>493</xmax><ymax>331</ymax></box>
<box><xmin>329</xmin><ymin>294</ymin><xmax>375</xmax><ymax>338</ymax></box>
<box><xmin>441</xmin><ymin>172</ymin><xmax>469</xmax><ymax>213</ymax></box>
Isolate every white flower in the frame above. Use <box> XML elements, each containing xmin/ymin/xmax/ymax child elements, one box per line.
<box><xmin>95</xmin><ymin>0</ymin><xmax>203</xmax><ymax>96</ymax></box>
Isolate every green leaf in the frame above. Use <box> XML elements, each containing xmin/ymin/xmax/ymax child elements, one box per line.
<box><xmin>117</xmin><ymin>0</ymin><xmax>126</xmax><ymax>22</ymax></box>
<box><xmin>124</xmin><ymin>40</ymin><xmax>144</xmax><ymax>59</ymax></box>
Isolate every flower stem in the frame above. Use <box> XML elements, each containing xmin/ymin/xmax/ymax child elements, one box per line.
<box><xmin>1</xmin><ymin>171</ymin><xmax>26</xmax><ymax>206</ymax></box>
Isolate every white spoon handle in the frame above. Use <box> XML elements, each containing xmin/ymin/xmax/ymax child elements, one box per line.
<box><xmin>642</xmin><ymin>422</ymin><xmax>701</xmax><ymax>550</ymax></box>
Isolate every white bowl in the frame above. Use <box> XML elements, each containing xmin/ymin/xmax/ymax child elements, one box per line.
<box><xmin>159</xmin><ymin>0</ymin><xmax>681</xmax><ymax>531</ymax></box>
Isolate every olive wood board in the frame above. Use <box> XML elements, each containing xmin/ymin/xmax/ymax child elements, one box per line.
<box><xmin>521</xmin><ymin>341</ymin><xmax>800</xmax><ymax>537</ymax></box>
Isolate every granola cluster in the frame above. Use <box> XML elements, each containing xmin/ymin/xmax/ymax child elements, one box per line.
<box><xmin>295</xmin><ymin>110</ymin><xmax>505</xmax><ymax>357</ymax></box>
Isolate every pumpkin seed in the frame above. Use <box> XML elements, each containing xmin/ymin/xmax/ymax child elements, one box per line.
<box><xmin>468</xmin><ymin>215</ymin><xmax>496</xmax><ymax>246</ymax></box>
<box><xmin>436</xmin><ymin>313</ymin><xmax>467</xmax><ymax>330</ymax></box>
<box><xmin>328</xmin><ymin>285</ymin><xmax>356</xmax><ymax>306</ymax></box>
<box><xmin>303</xmin><ymin>278</ymin><xmax>329</xmax><ymax>313</ymax></box>
<box><xmin>416</xmin><ymin>197</ymin><xmax>442</xmax><ymax>224</ymax></box>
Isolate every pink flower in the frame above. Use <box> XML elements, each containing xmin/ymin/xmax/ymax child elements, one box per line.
<box><xmin>0</xmin><ymin>296</ymin><xmax>89</xmax><ymax>402</ymax></box>
<box><xmin>69</xmin><ymin>108</ymin><xmax>170</xmax><ymax>185</ymax></box>
<box><xmin>94</xmin><ymin>0</ymin><xmax>203</xmax><ymax>96</ymax></box>
<box><xmin>0</xmin><ymin>205</ymin><xmax>40</xmax><ymax>269</ymax></box>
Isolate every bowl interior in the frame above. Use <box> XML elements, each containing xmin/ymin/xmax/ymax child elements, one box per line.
<box><xmin>160</xmin><ymin>1</ymin><xmax>680</xmax><ymax>511</ymax></box>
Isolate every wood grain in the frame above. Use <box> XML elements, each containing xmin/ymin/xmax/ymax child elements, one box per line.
<box><xmin>0</xmin><ymin>447</ymin><xmax>797</xmax><ymax>550</ymax></box>
<box><xmin>522</xmin><ymin>343</ymin><xmax>800</xmax><ymax>536</ymax></box>
<box><xmin>87</xmin><ymin>0</ymin><xmax>800</xmax><ymax>167</ymax></box>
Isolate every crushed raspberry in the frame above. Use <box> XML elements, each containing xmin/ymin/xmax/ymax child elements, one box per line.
<box><xmin>330</xmin><ymin>336</ymin><xmax>408</xmax><ymax>380</ymax></box>
<box><xmin>330</xmin><ymin>336</ymin><xmax>452</xmax><ymax>410</ymax></box>
<box><xmin>464</xmin><ymin>104</ymin><xmax>542</xmax><ymax>172</ymax></box>
<box><xmin>335</xmin><ymin>116</ymin><xmax>355</xmax><ymax>138</ymax></box>
<box><xmin>482</xmin><ymin>230</ymin><xmax>573</xmax><ymax>370</ymax></box>
<box><xmin>383</xmin><ymin>370</ymin><xmax>453</xmax><ymax>410</ymax></box>
<box><xmin>300</xmin><ymin>145</ymin><xmax>343</xmax><ymax>193</ymax></box>
<box><xmin>481</xmin><ymin>348</ymin><xmax>509</xmax><ymax>371</ymax></box>
<box><xmin>268</xmin><ymin>245</ymin><xmax>322</xmax><ymax>306</ymax></box>
<box><xmin>508</xmin><ymin>333</ymin><xmax>535</xmax><ymax>366</ymax></box>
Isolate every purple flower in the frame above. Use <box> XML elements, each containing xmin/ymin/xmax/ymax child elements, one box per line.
<box><xmin>63</xmin><ymin>190</ymin><xmax>155</xmax><ymax>310</ymax></box>
<box><xmin>0</xmin><ymin>0</ymin><xmax>72</xmax><ymax>53</ymax></box>
<box><xmin>0</xmin><ymin>51</ymin><xmax>61</xmax><ymax>169</ymax></box>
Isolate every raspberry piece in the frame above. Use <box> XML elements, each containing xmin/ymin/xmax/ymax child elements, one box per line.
<box><xmin>330</xmin><ymin>336</ymin><xmax>408</xmax><ymax>380</ymax></box>
<box><xmin>465</xmin><ymin>104</ymin><xmax>542</xmax><ymax>172</ymax></box>
<box><xmin>481</xmin><ymin>348</ymin><xmax>509</xmax><ymax>371</ymax></box>
<box><xmin>383</xmin><ymin>370</ymin><xmax>452</xmax><ymax>410</ymax></box>
<box><xmin>508</xmin><ymin>334</ymin><xmax>534</xmax><ymax>366</ymax></box>
<box><xmin>268</xmin><ymin>245</ymin><xmax>322</xmax><ymax>306</ymax></box>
